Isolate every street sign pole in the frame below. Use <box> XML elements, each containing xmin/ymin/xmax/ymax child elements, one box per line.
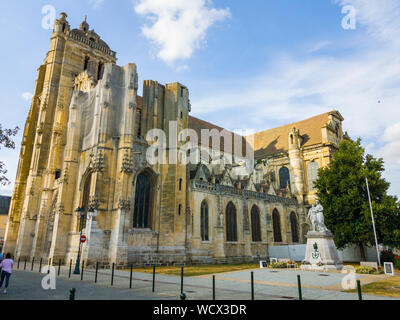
<box><xmin>366</xmin><ymin>177</ymin><xmax>381</xmax><ymax>267</ymax></box>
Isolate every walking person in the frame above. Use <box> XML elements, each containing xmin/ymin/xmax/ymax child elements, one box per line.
<box><xmin>0</xmin><ymin>253</ymin><xmax>14</xmax><ymax>294</ymax></box>
<box><xmin>0</xmin><ymin>252</ymin><xmax>3</xmax><ymax>273</ymax></box>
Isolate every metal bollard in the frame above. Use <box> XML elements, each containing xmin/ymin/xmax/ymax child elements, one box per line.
<box><xmin>111</xmin><ymin>263</ymin><xmax>115</xmax><ymax>286</ymax></box>
<box><xmin>357</xmin><ymin>280</ymin><xmax>362</xmax><ymax>301</ymax></box>
<box><xmin>297</xmin><ymin>275</ymin><xmax>303</xmax><ymax>300</ymax></box>
<box><xmin>95</xmin><ymin>262</ymin><xmax>99</xmax><ymax>283</ymax></box>
<box><xmin>31</xmin><ymin>257</ymin><xmax>35</xmax><ymax>271</ymax></box>
<box><xmin>251</xmin><ymin>272</ymin><xmax>254</xmax><ymax>300</ymax></box>
<box><xmin>152</xmin><ymin>265</ymin><xmax>156</xmax><ymax>293</ymax></box>
<box><xmin>212</xmin><ymin>275</ymin><xmax>216</xmax><ymax>300</ymax></box>
<box><xmin>24</xmin><ymin>258</ymin><xmax>27</xmax><ymax>270</ymax></box>
<box><xmin>69</xmin><ymin>288</ymin><xmax>76</xmax><ymax>301</ymax></box>
<box><xmin>129</xmin><ymin>265</ymin><xmax>133</xmax><ymax>289</ymax></box>
<box><xmin>68</xmin><ymin>259</ymin><xmax>72</xmax><ymax>278</ymax></box>
<box><xmin>81</xmin><ymin>261</ymin><xmax>85</xmax><ymax>281</ymax></box>
<box><xmin>181</xmin><ymin>266</ymin><xmax>184</xmax><ymax>294</ymax></box>
<box><xmin>39</xmin><ymin>258</ymin><xmax>43</xmax><ymax>273</ymax></box>
<box><xmin>58</xmin><ymin>260</ymin><xmax>61</xmax><ymax>276</ymax></box>
<box><xmin>47</xmin><ymin>259</ymin><xmax>50</xmax><ymax>274</ymax></box>
<box><xmin>17</xmin><ymin>258</ymin><xmax>20</xmax><ymax>269</ymax></box>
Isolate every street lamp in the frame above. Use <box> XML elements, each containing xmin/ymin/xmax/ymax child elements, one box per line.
<box><xmin>73</xmin><ymin>206</ymin><xmax>86</xmax><ymax>275</ymax></box>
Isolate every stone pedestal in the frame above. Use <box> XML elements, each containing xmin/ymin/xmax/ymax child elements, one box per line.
<box><xmin>301</xmin><ymin>231</ymin><xmax>343</xmax><ymax>271</ymax></box>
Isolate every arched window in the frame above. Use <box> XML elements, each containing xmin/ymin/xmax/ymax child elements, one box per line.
<box><xmin>79</xmin><ymin>173</ymin><xmax>92</xmax><ymax>231</ymax></box>
<box><xmin>133</xmin><ymin>173</ymin><xmax>152</xmax><ymax>229</ymax></box>
<box><xmin>226</xmin><ymin>202</ymin><xmax>237</xmax><ymax>242</ymax></box>
<box><xmin>272</xmin><ymin>209</ymin><xmax>282</xmax><ymax>242</ymax></box>
<box><xmin>178</xmin><ymin>204</ymin><xmax>182</xmax><ymax>216</ymax></box>
<box><xmin>279</xmin><ymin>167</ymin><xmax>290</xmax><ymax>189</ymax></box>
<box><xmin>201</xmin><ymin>201</ymin><xmax>209</xmax><ymax>241</ymax></box>
<box><xmin>179</xmin><ymin>179</ymin><xmax>183</xmax><ymax>191</ymax></box>
<box><xmin>84</xmin><ymin>56</ymin><xmax>89</xmax><ymax>71</ymax></box>
<box><xmin>290</xmin><ymin>212</ymin><xmax>299</xmax><ymax>243</ymax></box>
<box><xmin>251</xmin><ymin>206</ymin><xmax>262</xmax><ymax>242</ymax></box>
<box><xmin>307</xmin><ymin>161</ymin><xmax>319</xmax><ymax>191</ymax></box>
<box><xmin>97</xmin><ymin>62</ymin><xmax>104</xmax><ymax>80</ymax></box>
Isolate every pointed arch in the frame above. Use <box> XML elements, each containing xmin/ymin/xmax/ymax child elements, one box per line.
<box><xmin>290</xmin><ymin>212</ymin><xmax>299</xmax><ymax>243</ymax></box>
<box><xmin>251</xmin><ymin>205</ymin><xmax>262</xmax><ymax>242</ymax></box>
<box><xmin>226</xmin><ymin>202</ymin><xmax>237</xmax><ymax>242</ymax></box>
<box><xmin>272</xmin><ymin>209</ymin><xmax>282</xmax><ymax>242</ymax></box>
<box><xmin>279</xmin><ymin>167</ymin><xmax>290</xmax><ymax>189</ymax></box>
<box><xmin>133</xmin><ymin>171</ymin><xmax>153</xmax><ymax>229</ymax></box>
<box><xmin>200</xmin><ymin>200</ymin><xmax>209</xmax><ymax>241</ymax></box>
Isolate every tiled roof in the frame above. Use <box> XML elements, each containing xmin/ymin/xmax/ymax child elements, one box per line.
<box><xmin>247</xmin><ymin>112</ymin><xmax>336</xmax><ymax>158</ymax></box>
<box><xmin>188</xmin><ymin>116</ymin><xmax>249</xmax><ymax>154</ymax></box>
<box><xmin>137</xmin><ymin>95</ymin><xmax>340</xmax><ymax>160</ymax></box>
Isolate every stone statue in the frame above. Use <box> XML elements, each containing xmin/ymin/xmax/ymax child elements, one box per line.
<box><xmin>308</xmin><ymin>200</ymin><xmax>330</xmax><ymax>233</ymax></box>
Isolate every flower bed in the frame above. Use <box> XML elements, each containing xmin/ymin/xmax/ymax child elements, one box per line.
<box><xmin>355</xmin><ymin>266</ymin><xmax>380</xmax><ymax>274</ymax></box>
<box><xmin>394</xmin><ymin>256</ymin><xmax>400</xmax><ymax>270</ymax></box>
<box><xmin>270</xmin><ymin>262</ymin><xmax>288</xmax><ymax>268</ymax></box>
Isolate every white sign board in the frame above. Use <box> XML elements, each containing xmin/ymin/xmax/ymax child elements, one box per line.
<box><xmin>259</xmin><ymin>261</ymin><xmax>268</xmax><ymax>269</ymax></box>
<box><xmin>384</xmin><ymin>262</ymin><xmax>395</xmax><ymax>276</ymax></box>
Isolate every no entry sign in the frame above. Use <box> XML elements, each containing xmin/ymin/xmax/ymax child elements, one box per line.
<box><xmin>80</xmin><ymin>235</ymin><xmax>87</xmax><ymax>243</ymax></box>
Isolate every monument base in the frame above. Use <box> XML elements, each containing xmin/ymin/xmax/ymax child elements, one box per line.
<box><xmin>301</xmin><ymin>231</ymin><xmax>344</xmax><ymax>271</ymax></box>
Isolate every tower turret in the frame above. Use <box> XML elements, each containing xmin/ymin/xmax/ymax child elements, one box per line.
<box><xmin>53</xmin><ymin>12</ymin><xmax>70</xmax><ymax>35</ymax></box>
<box><xmin>288</xmin><ymin>127</ymin><xmax>305</xmax><ymax>202</ymax></box>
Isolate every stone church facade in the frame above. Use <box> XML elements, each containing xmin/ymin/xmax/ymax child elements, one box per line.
<box><xmin>3</xmin><ymin>14</ymin><xmax>345</xmax><ymax>266</ymax></box>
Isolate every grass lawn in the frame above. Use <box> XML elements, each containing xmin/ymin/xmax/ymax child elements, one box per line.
<box><xmin>126</xmin><ymin>263</ymin><xmax>260</xmax><ymax>277</ymax></box>
<box><xmin>346</xmin><ymin>275</ymin><xmax>400</xmax><ymax>298</ymax></box>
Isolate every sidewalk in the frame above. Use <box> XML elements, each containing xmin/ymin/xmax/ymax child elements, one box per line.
<box><xmin>13</xmin><ymin>262</ymin><xmax>399</xmax><ymax>300</ymax></box>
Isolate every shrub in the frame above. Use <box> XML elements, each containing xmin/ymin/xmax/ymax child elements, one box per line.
<box><xmin>355</xmin><ymin>266</ymin><xmax>379</xmax><ymax>274</ymax></box>
<box><xmin>380</xmin><ymin>250</ymin><xmax>395</xmax><ymax>264</ymax></box>
<box><xmin>394</xmin><ymin>256</ymin><xmax>400</xmax><ymax>269</ymax></box>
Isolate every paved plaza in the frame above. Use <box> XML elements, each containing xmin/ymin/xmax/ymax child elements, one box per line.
<box><xmin>0</xmin><ymin>263</ymin><xmax>397</xmax><ymax>300</ymax></box>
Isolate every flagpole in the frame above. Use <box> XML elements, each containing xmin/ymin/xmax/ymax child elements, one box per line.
<box><xmin>366</xmin><ymin>177</ymin><xmax>381</xmax><ymax>267</ymax></box>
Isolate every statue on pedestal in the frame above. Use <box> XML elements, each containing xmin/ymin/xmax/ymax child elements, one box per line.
<box><xmin>308</xmin><ymin>200</ymin><xmax>330</xmax><ymax>233</ymax></box>
<box><xmin>302</xmin><ymin>200</ymin><xmax>343</xmax><ymax>270</ymax></box>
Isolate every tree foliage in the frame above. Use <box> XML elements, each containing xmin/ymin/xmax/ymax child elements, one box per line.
<box><xmin>0</xmin><ymin>124</ymin><xmax>19</xmax><ymax>186</ymax></box>
<box><xmin>314</xmin><ymin>138</ymin><xmax>400</xmax><ymax>258</ymax></box>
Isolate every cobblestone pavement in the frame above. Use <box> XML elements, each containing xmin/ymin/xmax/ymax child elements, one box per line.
<box><xmin>3</xmin><ymin>263</ymin><xmax>398</xmax><ymax>300</ymax></box>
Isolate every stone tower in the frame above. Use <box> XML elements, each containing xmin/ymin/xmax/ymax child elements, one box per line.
<box><xmin>288</xmin><ymin>127</ymin><xmax>305</xmax><ymax>202</ymax></box>
<box><xmin>3</xmin><ymin>13</ymin><xmax>117</xmax><ymax>260</ymax></box>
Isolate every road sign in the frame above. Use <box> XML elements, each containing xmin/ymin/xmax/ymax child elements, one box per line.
<box><xmin>80</xmin><ymin>235</ymin><xmax>87</xmax><ymax>243</ymax></box>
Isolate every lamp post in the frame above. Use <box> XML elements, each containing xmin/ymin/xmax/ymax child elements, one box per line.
<box><xmin>366</xmin><ymin>177</ymin><xmax>381</xmax><ymax>267</ymax></box>
<box><xmin>73</xmin><ymin>206</ymin><xmax>86</xmax><ymax>275</ymax></box>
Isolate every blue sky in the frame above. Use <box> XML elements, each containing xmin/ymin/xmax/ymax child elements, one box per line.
<box><xmin>0</xmin><ymin>0</ymin><xmax>399</xmax><ymax>197</ymax></box>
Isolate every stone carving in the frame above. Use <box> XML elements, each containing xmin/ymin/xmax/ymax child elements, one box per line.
<box><xmin>89</xmin><ymin>194</ymin><xmax>100</xmax><ymax>211</ymax></box>
<box><xmin>121</xmin><ymin>150</ymin><xmax>134</xmax><ymax>174</ymax></box>
<box><xmin>118</xmin><ymin>198</ymin><xmax>131</xmax><ymax>211</ymax></box>
<box><xmin>94</xmin><ymin>150</ymin><xmax>105</xmax><ymax>172</ymax></box>
<box><xmin>308</xmin><ymin>200</ymin><xmax>330</xmax><ymax>233</ymax></box>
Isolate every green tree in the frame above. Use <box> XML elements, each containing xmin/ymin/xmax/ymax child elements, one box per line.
<box><xmin>0</xmin><ymin>124</ymin><xmax>19</xmax><ymax>185</ymax></box>
<box><xmin>314</xmin><ymin>138</ymin><xmax>400</xmax><ymax>261</ymax></box>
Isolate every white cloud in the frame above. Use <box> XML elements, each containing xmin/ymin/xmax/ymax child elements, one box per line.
<box><xmin>134</xmin><ymin>0</ymin><xmax>231</xmax><ymax>64</ymax></box>
<box><xmin>21</xmin><ymin>92</ymin><xmax>33</xmax><ymax>101</ymax></box>
<box><xmin>89</xmin><ymin>0</ymin><xmax>104</xmax><ymax>8</ymax></box>
<box><xmin>191</xmin><ymin>0</ymin><xmax>400</xmax><ymax>196</ymax></box>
